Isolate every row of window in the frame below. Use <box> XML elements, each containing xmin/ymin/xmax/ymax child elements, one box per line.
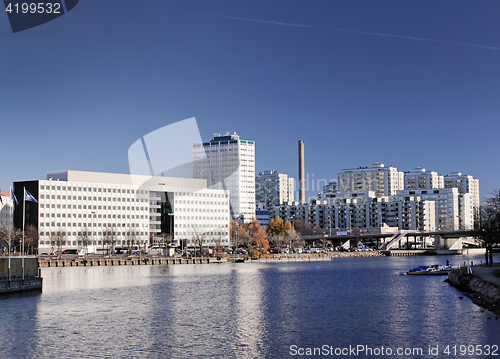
<box><xmin>40</xmin><ymin>194</ymin><xmax>146</xmax><ymax>202</ymax></box>
<box><xmin>41</xmin><ymin>185</ymin><xmax>145</xmax><ymax>194</ymax></box>
<box><xmin>40</xmin><ymin>222</ymin><xmax>144</xmax><ymax>228</ymax></box>
<box><xmin>40</xmin><ymin>213</ymin><xmax>146</xmax><ymax>219</ymax></box>
<box><xmin>40</xmin><ymin>204</ymin><xmax>146</xmax><ymax>211</ymax></box>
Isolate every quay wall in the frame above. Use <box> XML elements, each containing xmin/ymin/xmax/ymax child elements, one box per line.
<box><xmin>0</xmin><ymin>277</ymin><xmax>42</xmax><ymax>295</ymax></box>
<box><xmin>39</xmin><ymin>251</ymin><xmax>384</xmax><ymax>268</ymax></box>
<box><xmin>448</xmin><ymin>268</ymin><xmax>500</xmax><ymax>315</ymax></box>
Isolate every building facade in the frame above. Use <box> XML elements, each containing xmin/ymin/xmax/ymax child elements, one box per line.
<box><xmin>255</xmin><ymin>170</ymin><xmax>294</xmax><ymax>209</ymax></box>
<box><xmin>444</xmin><ymin>172</ymin><xmax>480</xmax><ymax>210</ymax></box>
<box><xmin>272</xmin><ymin>187</ymin><xmax>472</xmax><ymax>233</ymax></box>
<box><xmin>338</xmin><ymin>163</ymin><xmax>404</xmax><ymax>197</ymax></box>
<box><xmin>193</xmin><ymin>132</ymin><xmax>255</xmax><ymax>223</ymax></box>
<box><xmin>404</xmin><ymin>168</ymin><xmax>444</xmax><ymax>190</ymax></box>
<box><xmin>14</xmin><ymin>171</ymin><xmax>230</xmax><ymax>254</ymax></box>
<box><xmin>0</xmin><ymin>189</ymin><xmax>14</xmax><ymax>232</ymax></box>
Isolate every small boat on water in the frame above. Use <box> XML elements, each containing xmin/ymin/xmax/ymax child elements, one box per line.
<box><xmin>401</xmin><ymin>264</ymin><xmax>458</xmax><ymax>276</ymax></box>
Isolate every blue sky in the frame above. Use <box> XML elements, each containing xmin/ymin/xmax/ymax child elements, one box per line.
<box><xmin>1</xmin><ymin>0</ymin><xmax>499</xmax><ymax>199</ymax></box>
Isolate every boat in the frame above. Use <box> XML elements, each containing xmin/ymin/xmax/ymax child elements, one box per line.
<box><xmin>401</xmin><ymin>264</ymin><xmax>458</xmax><ymax>276</ymax></box>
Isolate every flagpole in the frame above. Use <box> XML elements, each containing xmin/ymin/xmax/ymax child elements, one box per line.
<box><xmin>22</xmin><ymin>186</ymin><xmax>25</xmax><ymax>281</ymax></box>
<box><xmin>8</xmin><ymin>186</ymin><xmax>11</xmax><ymax>283</ymax></box>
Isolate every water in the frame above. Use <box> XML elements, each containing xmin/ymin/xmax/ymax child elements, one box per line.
<box><xmin>1</xmin><ymin>254</ymin><xmax>499</xmax><ymax>358</ymax></box>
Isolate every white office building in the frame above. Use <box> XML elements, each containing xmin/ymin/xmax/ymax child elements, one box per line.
<box><xmin>13</xmin><ymin>171</ymin><xmax>230</xmax><ymax>254</ymax></box>
<box><xmin>338</xmin><ymin>163</ymin><xmax>404</xmax><ymax>196</ymax></box>
<box><xmin>193</xmin><ymin>132</ymin><xmax>255</xmax><ymax>223</ymax></box>
<box><xmin>255</xmin><ymin>170</ymin><xmax>294</xmax><ymax>209</ymax></box>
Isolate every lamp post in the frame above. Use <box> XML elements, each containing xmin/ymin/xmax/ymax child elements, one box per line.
<box><xmin>90</xmin><ymin>210</ymin><xmax>96</xmax><ymax>256</ymax></box>
<box><xmin>327</xmin><ymin>216</ymin><xmax>332</xmax><ymax>236</ymax></box>
<box><xmin>167</xmin><ymin>212</ymin><xmax>174</xmax><ymax>257</ymax></box>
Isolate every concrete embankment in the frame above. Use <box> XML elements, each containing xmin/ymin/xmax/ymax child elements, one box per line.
<box><xmin>39</xmin><ymin>256</ymin><xmax>214</xmax><ymax>268</ymax></box>
<box><xmin>448</xmin><ymin>266</ymin><xmax>500</xmax><ymax>316</ymax></box>
<box><xmin>39</xmin><ymin>251</ymin><xmax>383</xmax><ymax>268</ymax></box>
<box><xmin>0</xmin><ymin>277</ymin><xmax>43</xmax><ymax>295</ymax></box>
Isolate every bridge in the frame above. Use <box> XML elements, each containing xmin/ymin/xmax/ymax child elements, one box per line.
<box><xmin>302</xmin><ymin>230</ymin><xmax>481</xmax><ymax>255</ymax></box>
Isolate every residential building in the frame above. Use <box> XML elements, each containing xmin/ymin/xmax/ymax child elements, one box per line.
<box><xmin>338</xmin><ymin>163</ymin><xmax>404</xmax><ymax>196</ymax></box>
<box><xmin>13</xmin><ymin>170</ymin><xmax>230</xmax><ymax>254</ymax></box>
<box><xmin>255</xmin><ymin>170</ymin><xmax>294</xmax><ymax>209</ymax></box>
<box><xmin>193</xmin><ymin>132</ymin><xmax>255</xmax><ymax>223</ymax></box>
<box><xmin>322</xmin><ymin>181</ymin><xmax>339</xmax><ymax>196</ymax></box>
<box><xmin>255</xmin><ymin>204</ymin><xmax>271</xmax><ymax>230</ymax></box>
<box><xmin>404</xmin><ymin>168</ymin><xmax>444</xmax><ymax>190</ymax></box>
<box><xmin>0</xmin><ymin>189</ymin><xmax>14</xmax><ymax>231</ymax></box>
<box><xmin>444</xmin><ymin>172</ymin><xmax>480</xmax><ymax>211</ymax></box>
<box><xmin>272</xmin><ymin>186</ymin><xmax>474</xmax><ymax>232</ymax></box>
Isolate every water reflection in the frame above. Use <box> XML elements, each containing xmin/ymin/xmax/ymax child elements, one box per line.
<box><xmin>0</xmin><ymin>254</ymin><xmax>498</xmax><ymax>358</ymax></box>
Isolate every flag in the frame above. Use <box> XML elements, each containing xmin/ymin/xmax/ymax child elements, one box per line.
<box><xmin>25</xmin><ymin>189</ymin><xmax>38</xmax><ymax>203</ymax></box>
<box><xmin>11</xmin><ymin>189</ymin><xmax>18</xmax><ymax>206</ymax></box>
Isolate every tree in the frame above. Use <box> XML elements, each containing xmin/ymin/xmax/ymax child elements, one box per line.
<box><xmin>103</xmin><ymin>226</ymin><xmax>118</xmax><ymax>257</ymax></box>
<box><xmin>25</xmin><ymin>224</ymin><xmax>39</xmax><ymax>255</ymax></box>
<box><xmin>267</xmin><ymin>217</ymin><xmax>285</xmax><ymax>236</ymax></box>
<box><xmin>125</xmin><ymin>230</ymin><xmax>138</xmax><ymax>255</ymax></box>
<box><xmin>242</xmin><ymin>219</ymin><xmax>269</xmax><ymax>255</ymax></box>
<box><xmin>78</xmin><ymin>224</ymin><xmax>92</xmax><ymax>257</ymax></box>
<box><xmin>474</xmin><ymin>190</ymin><xmax>500</xmax><ymax>265</ymax></box>
<box><xmin>230</xmin><ymin>220</ymin><xmax>240</xmax><ymax>248</ymax></box>
<box><xmin>192</xmin><ymin>227</ymin><xmax>208</xmax><ymax>257</ymax></box>
<box><xmin>0</xmin><ymin>225</ymin><xmax>21</xmax><ymax>254</ymax></box>
<box><xmin>49</xmin><ymin>231</ymin><xmax>67</xmax><ymax>259</ymax></box>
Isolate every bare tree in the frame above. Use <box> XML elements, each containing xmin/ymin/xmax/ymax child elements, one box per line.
<box><xmin>103</xmin><ymin>226</ymin><xmax>118</xmax><ymax>257</ymax></box>
<box><xmin>0</xmin><ymin>226</ymin><xmax>10</xmax><ymax>253</ymax></box>
<box><xmin>78</xmin><ymin>224</ymin><xmax>92</xmax><ymax>257</ymax></box>
<box><xmin>49</xmin><ymin>231</ymin><xmax>67</xmax><ymax>259</ymax></box>
<box><xmin>0</xmin><ymin>226</ymin><xmax>20</xmax><ymax>255</ymax></box>
<box><xmin>474</xmin><ymin>190</ymin><xmax>500</xmax><ymax>265</ymax></box>
<box><xmin>191</xmin><ymin>227</ymin><xmax>208</xmax><ymax>257</ymax></box>
<box><xmin>125</xmin><ymin>230</ymin><xmax>139</xmax><ymax>257</ymax></box>
<box><xmin>25</xmin><ymin>224</ymin><xmax>39</xmax><ymax>255</ymax></box>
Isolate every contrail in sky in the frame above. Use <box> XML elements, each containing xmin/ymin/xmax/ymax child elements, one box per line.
<box><xmin>212</xmin><ymin>14</ymin><xmax>500</xmax><ymax>51</ymax></box>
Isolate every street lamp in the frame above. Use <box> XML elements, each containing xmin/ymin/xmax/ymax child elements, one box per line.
<box><xmin>290</xmin><ymin>214</ymin><xmax>296</xmax><ymax>251</ymax></box>
<box><xmin>327</xmin><ymin>216</ymin><xmax>332</xmax><ymax>236</ymax></box>
<box><xmin>167</xmin><ymin>212</ymin><xmax>174</xmax><ymax>256</ymax></box>
<box><xmin>90</xmin><ymin>210</ymin><xmax>96</xmax><ymax>256</ymax></box>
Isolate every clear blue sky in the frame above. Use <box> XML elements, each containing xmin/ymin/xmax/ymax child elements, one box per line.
<box><xmin>1</xmin><ymin>1</ymin><xmax>499</xmax><ymax>199</ymax></box>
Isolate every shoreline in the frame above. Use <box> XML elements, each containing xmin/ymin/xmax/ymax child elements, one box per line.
<box><xmin>447</xmin><ymin>266</ymin><xmax>500</xmax><ymax>317</ymax></box>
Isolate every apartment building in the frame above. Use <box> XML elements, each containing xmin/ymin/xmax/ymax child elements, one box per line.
<box><xmin>404</xmin><ymin>168</ymin><xmax>444</xmax><ymax>190</ymax></box>
<box><xmin>0</xmin><ymin>189</ymin><xmax>14</xmax><ymax>232</ymax></box>
<box><xmin>338</xmin><ymin>163</ymin><xmax>404</xmax><ymax>196</ymax></box>
<box><xmin>255</xmin><ymin>170</ymin><xmax>294</xmax><ymax>209</ymax></box>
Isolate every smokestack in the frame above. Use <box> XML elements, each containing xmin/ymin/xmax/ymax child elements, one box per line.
<box><xmin>298</xmin><ymin>140</ymin><xmax>305</xmax><ymax>204</ymax></box>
